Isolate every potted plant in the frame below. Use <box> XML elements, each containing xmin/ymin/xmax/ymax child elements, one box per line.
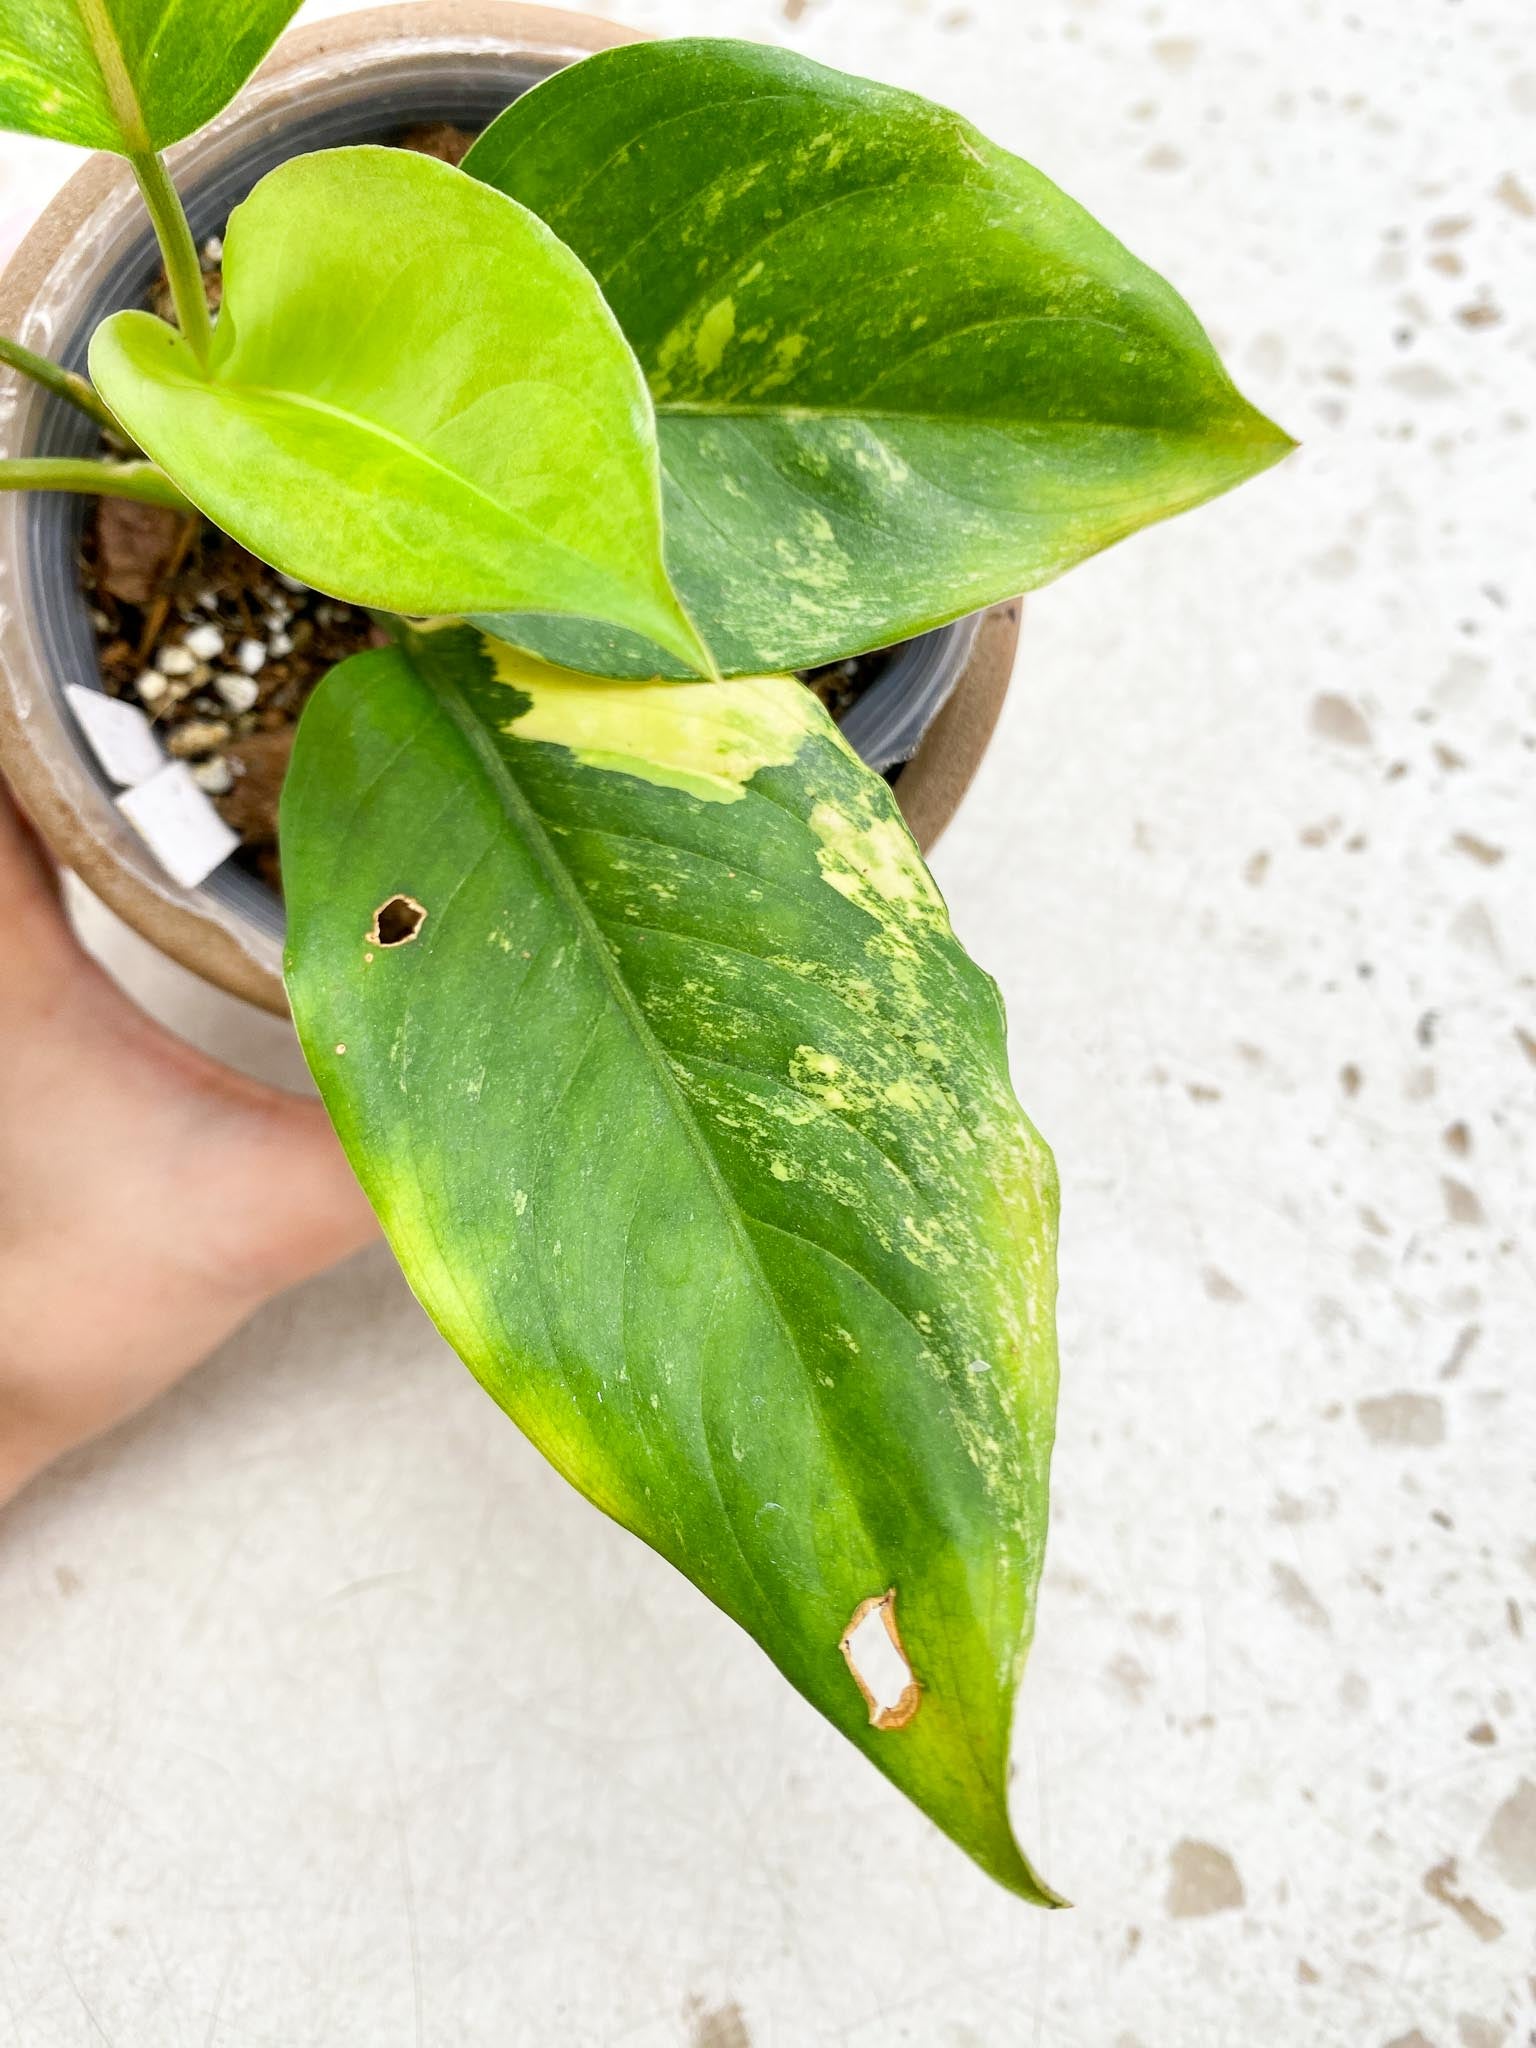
<box><xmin>0</xmin><ymin>0</ymin><xmax>1290</xmax><ymax>1901</ymax></box>
<box><xmin>0</xmin><ymin>2</ymin><xmax>1019</xmax><ymax>1015</ymax></box>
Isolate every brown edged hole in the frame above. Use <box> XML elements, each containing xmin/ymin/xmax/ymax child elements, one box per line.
<box><xmin>839</xmin><ymin>1588</ymin><xmax>922</xmax><ymax>1730</ymax></box>
<box><xmin>369</xmin><ymin>894</ymin><xmax>427</xmax><ymax>948</ymax></box>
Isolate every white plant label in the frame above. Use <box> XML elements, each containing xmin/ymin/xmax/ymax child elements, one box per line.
<box><xmin>116</xmin><ymin>761</ymin><xmax>239</xmax><ymax>888</ymax></box>
<box><xmin>65</xmin><ymin>684</ymin><xmax>166</xmax><ymax>788</ymax></box>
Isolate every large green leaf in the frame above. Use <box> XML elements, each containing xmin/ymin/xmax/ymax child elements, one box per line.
<box><xmin>89</xmin><ymin>149</ymin><xmax>711</xmax><ymax>676</ymax></box>
<box><xmin>0</xmin><ymin>0</ymin><xmax>300</xmax><ymax>152</ymax></box>
<box><xmin>465</xmin><ymin>38</ymin><xmax>1293</xmax><ymax>677</ymax></box>
<box><xmin>282</xmin><ymin>623</ymin><xmax>1061</xmax><ymax>1900</ymax></box>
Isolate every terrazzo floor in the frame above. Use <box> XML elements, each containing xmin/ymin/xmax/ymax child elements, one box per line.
<box><xmin>0</xmin><ymin>2</ymin><xmax>1531</xmax><ymax>2042</ymax></box>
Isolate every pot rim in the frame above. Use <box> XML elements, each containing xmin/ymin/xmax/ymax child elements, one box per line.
<box><xmin>0</xmin><ymin>0</ymin><xmax>1018</xmax><ymax>1017</ymax></box>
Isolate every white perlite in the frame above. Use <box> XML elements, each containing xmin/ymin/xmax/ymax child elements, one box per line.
<box><xmin>214</xmin><ymin>672</ymin><xmax>259</xmax><ymax>713</ymax></box>
<box><xmin>189</xmin><ymin>756</ymin><xmax>233</xmax><ymax>796</ymax></box>
<box><xmin>183</xmin><ymin>623</ymin><xmax>225</xmax><ymax>661</ymax></box>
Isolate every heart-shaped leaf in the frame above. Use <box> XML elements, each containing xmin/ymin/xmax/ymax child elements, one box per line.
<box><xmin>282</xmin><ymin>623</ymin><xmax>1062</xmax><ymax>1900</ymax></box>
<box><xmin>89</xmin><ymin>149</ymin><xmax>711</xmax><ymax>677</ymax></box>
<box><xmin>0</xmin><ymin>0</ymin><xmax>300</xmax><ymax>152</ymax></box>
<box><xmin>466</xmin><ymin>38</ymin><xmax>1293</xmax><ymax>676</ymax></box>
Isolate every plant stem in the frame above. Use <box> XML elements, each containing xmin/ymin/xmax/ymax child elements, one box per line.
<box><xmin>129</xmin><ymin>150</ymin><xmax>213</xmax><ymax>368</ymax></box>
<box><xmin>0</xmin><ymin>457</ymin><xmax>194</xmax><ymax>515</ymax></box>
<box><xmin>0</xmin><ymin>336</ymin><xmax>121</xmax><ymax>434</ymax></box>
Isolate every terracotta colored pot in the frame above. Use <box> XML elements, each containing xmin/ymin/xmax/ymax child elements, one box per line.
<box><xmin>0</xmin><ymin>1</ymin><xmax>1018</xmax><ymax>1017</ymax></box>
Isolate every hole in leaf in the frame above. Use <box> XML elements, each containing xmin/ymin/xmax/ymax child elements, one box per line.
<box><xmin>840</xmin><ymin>1588</ymin><xmax>921</xmax><ymax>1730</ymax></box>
<box><xmin>369</xmin><ymin>894</ymin><xmax>427</xmax><ymax>948</ymax></box>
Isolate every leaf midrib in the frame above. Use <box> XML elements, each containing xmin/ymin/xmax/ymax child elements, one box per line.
<box><xmin>228</xmin><ymin>380</ymin><xmax>621</xmax><ymax>588</ymax></box>
<box><xmin>656</xmin><ymin>399</ymin><xmax>1273</xmax><ymax>444</ymax></box>
<box><xmin>76</xmin><ymin>0</ymin><xmax>150</xmax><ymax>150</ymax></box>
<box><xmin>431</xmin><ymin>657</ymin><xmax>817</xmax><ymax>1330</ymax></box>
<box><xmin>425</xmin><ymin>650</ymin><xmax>887</xmax><ymax>1581</ymax></box>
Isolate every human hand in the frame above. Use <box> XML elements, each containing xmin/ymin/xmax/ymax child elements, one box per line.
<box><xmin>0</xmin><ymin>780</ymin><xmax>378</xmax><ymax>1508</ymax></box>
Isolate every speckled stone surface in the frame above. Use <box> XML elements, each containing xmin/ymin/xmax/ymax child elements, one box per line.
<box><xmin>1</xmin><ymin>3</ymin><xmax>1531</xmax><ymax>2044</ymax></box>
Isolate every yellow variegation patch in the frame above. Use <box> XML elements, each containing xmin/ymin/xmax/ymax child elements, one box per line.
<box><xmin>489</xmin><ymin>642</ymin><xmax>823</xmax><ymax>806</ymax></box>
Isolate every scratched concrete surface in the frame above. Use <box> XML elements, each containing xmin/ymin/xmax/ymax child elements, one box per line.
<box><xmin>1</xmin><ymin>2</ymin><xmax>1532</xmax><ymax>2043</ymax></box>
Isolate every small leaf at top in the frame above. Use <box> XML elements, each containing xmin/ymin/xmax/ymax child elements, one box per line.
<box><xmin>282</xmin><ymin>623</ymin><xmax>1062</xmax><ymax>1900</ymax></box>
<box><xmin>466</xmin><ymin>38</ymin><xmax>1294</xmax><ymax>677</ymax></box>
<box><xmin>89</xmin><ymin>148</ymin><xmax>712</xmax><ymax>677</ymax></box>
<box><xmin>0</xmin><ymin>0</ymin><xmax>301</xmax><ymax>153</ymax></box>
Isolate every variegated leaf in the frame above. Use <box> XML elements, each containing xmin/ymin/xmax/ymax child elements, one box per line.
<box><xmin>465</xmin><ymin>37</ymin><xmax>1293</xmax><ymax>676</ymax></box>
<box><xmin>281</xmin><ymin>623</ymin><xmax>1061</xmax><ymax>1899</ymax></box>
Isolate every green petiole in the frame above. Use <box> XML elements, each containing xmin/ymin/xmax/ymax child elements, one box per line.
<box><xmin>0</xmin><ymin>457</ymin><xmax>194</xmax><ymax>515</ymax></box>
<box><xmin>0</xmin><ymin>336</ymin><xmax>122</xmax><ymax>435</ymax></box>
<box><xmin>129</xmin><ymin>151</ymin><xmax>214</xmax><ymax>369</ymax></box>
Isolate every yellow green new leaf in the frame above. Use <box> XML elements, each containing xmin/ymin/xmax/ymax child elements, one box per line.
<box><xmin>282</xmin><ymin>623</ymin><xmax>1062</xmax><ymax>1900</ymax></box>
<box><xmin>466</xmin><ymin>38</ymin><xmax>1294</xmax><ymax>677</ymax></box>
<box><xmin>89</xmin><ymin>149</ymin><xmax>711</xmax><ymax>676</ymax></box>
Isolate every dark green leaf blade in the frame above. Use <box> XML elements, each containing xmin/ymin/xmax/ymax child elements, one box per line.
<box><xmin>89</xmin><ymin>149</ymin><xmax>711</xmax><ymax>676</ymax></box>
<box><xmin>466</xmin><ymin>38</ymin><xmax>1293</xmax><ymax>676</ymax></box>
<box><xmin>0</xmin><ymin>0</ymin><xmax>301</xmax><ymax>152</ymax></box>
<box><xmin>282</xmin><ymin>624</ymin><xmax>1062</xmax><ymax>1900</ymax></box>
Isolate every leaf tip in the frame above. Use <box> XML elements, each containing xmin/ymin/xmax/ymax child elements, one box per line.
<box><xmin>969</xmin><ymin>1794</ymin><xmax>1074</xmax><ymax>1909</ymax></box>
<box><xmin>1233</xmin><ymin>393</ymin><xmax>1301</xmax><ymax>471</ymax></box>
<box><xmin>673</xmin><ymin>605</ymin><xmax>722</xmax><ymax>683</ymax></box>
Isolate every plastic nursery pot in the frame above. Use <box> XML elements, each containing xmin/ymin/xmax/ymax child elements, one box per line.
<box><xmin>0</xmin><ymin>1</ymin><xmax>1020</xmax><ymax>1019</ymax></box>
